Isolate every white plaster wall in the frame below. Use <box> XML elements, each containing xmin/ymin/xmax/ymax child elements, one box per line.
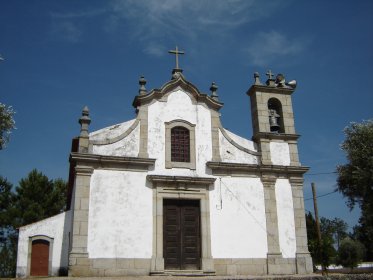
<box><xmin>91</xmin><ymin>123</ymin><xmax>140</xmax><ymax>157</ymax></box>
<box><xmin>16</xmin><ymin>211</ymin><xmax>71</xmax><ymax>277</ymax></box>
<box><xmin>90</xmin><ymin>119</ymin><xmax>136</xmax><ymax>140</ymax></box>
<box><xmin>275</xmin><ymin>179</ymin><xmax>296</xmax><ymax>258</ymax></box>
<box><xmin>270</xmin><ymin>141</ymin><xmax>290</xmax><ymax>166</ymax></box>
<box><xmin>210</xmin><ymin>177</ymin><xmax>268</xmax><ymax>258</ymax></box>
<box><xmin>147</xmin><ymin>88</ymin><xmax>213</xmax><ymax>177</ymax></box>
<box><xmin>88</xmin><ymin>170</ymin><xmax>152</xmax><ymax>258</ymax></box>
<box><xmin>219</xmin><ymin>130</ymin><xmax>258</xmax><ymax>164</ymax></box>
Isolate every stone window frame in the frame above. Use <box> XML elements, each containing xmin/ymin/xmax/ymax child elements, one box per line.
<box><xmin>27</xmin><ymin>235</ymin><xmax>54</xmax><ymax>277</ymax></box>
<box><xmin>165</xmin><ymin>120</ymin><xmax>196</xmax><ymax>169</ymax></box>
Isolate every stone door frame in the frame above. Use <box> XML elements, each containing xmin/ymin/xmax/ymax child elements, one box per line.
<box><xmin>28</xmin><ymin>235</ymin><xmax>54</xmax><ymax>277</ymax></box>
<box><xmin>147</xmin><ymin>175</ymin><xmax>215</xmax><ymax>275</ymax></box>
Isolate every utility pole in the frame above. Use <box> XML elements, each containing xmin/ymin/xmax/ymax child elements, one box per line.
<box><xmin>312</xmin><ymin>182</ymin><xmax>325</xmax><ymax>275</ymax></box>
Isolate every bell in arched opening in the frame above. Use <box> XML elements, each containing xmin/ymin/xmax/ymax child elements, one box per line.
<box><xmin>268</xmin><ymin>98</ymin><xmax>283</xmax><ymax>133</ymax></box>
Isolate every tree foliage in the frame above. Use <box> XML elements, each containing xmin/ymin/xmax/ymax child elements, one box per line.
<box><xmin>0</xmin><ymin>170</ymin><xmax>67</xmax><ymax>277</ymax></box>
<box><xmin>336</xmin><ymin>237</ymin><xmax>365</xmax><ymax>271</ymax></box>
<box><xmin>337</xmin><ymin>119</ymin><xmax>373</xmax><ymax>260</ymax></box>
<box><xmin>306</xmin><ymin>213</ymin><xmax>340</xmax><ymax>269</ymax></box>
<box><xmin>0</xmin><ymin>102</ymin><xmax>16</xmax><ymax>150</ymax></box>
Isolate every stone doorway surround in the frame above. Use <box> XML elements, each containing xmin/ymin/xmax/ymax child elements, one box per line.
<box><xmin>147</xmin><ymin>175</ymin><xmax>216</xmax><ymax>275</ymax></box>
<box><xmin>28</xmin><ymin>235</ymin><xmax>54</xmax><ymax>277</ymax></box>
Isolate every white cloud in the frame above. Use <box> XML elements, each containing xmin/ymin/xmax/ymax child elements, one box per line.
<box><xmin>50</xmin><ymin>21</ymin><xmax>82</xmax><ymax>43</ymax></box>
<box><xmin>108</xmin><ymin>0</ymin><xmax>281</xmax><ymax>54</ymax></box>
<box><xmin>247</xmin><ymin>31</ymin><xmax>308</xmax><ymax>66</ymax></box>
<box><xmin>143</xmin><ymin>44</ymin><xmax>165</xmax><ymax>57</ymax></box>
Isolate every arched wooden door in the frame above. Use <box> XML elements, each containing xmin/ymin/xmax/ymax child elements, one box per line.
<box><xmin>30</xmin><ymin>239</ymin><xmax>49</xmax><ymax>276</ymax></box>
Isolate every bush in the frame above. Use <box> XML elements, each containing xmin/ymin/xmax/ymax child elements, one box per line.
<box><xmin>336</xmin><ymin>237</ymin><xmax>365</xmax><ymax>271</ymax></box>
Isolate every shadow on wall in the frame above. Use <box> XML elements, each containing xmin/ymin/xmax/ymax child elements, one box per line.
<box><xmin>59</xmin><ymin>211</ymin><xmax>71</xmax><ymax>276</ymax></box>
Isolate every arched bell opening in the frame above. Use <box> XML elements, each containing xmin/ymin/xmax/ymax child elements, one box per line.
<box><xmin>267</xmin><ymin>98</ymin><xmax>284</xmax><ymax>133</ymax></box>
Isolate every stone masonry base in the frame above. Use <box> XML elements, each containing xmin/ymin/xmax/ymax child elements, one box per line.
<box><xmin>69</xmin><ymin>256</ymin><xmax>313</xmax><ymax>276</ymax></box>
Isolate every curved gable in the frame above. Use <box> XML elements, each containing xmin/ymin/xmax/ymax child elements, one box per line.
<box><xmin>133</xmin><ymin>74</ymin><xmax>223</xmax><ymax>111</ymax></box>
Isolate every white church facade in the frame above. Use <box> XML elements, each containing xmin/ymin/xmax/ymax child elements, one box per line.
<box><xmin>16</xmin><ymin>62</ymin><xmax>313</xmax><ymax>276</ymax></box>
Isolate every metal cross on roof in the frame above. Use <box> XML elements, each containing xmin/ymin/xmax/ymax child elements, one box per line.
<box><xmin>266</xmin><ymin>69</ymin><xmax>274</xmax><ymax>80</ymax></box>
<box><xmin>168</xmin><ymin>46</ymin><xmax>185</xmax><ymax>69</ymax></box>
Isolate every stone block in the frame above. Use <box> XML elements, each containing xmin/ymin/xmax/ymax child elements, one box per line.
<box><xmin>134</xmin><ymin>259</ymin><xmax>150</xmax><ymax>269</ymax></box>
<box><xmin>227</xmin><ymin>264</ymin><xmax>237</xmax><ymax>275</ymax></box>
<box><xmin>214</xmin><ymin>264</ymin><xmax>227</xmax><ymax>275</ymax></box>
<box><xmin>92</xmin><ymin>258</ymin><xmax>116</xmax><ymax>269</ymax></box>
<box><xmin>116</xmin><ymin>258</ymin><xmax>135</xmax><ymax>269</ymax></box>
<box><xmin>80</xmin><ymin>198</ymin><xmax>90</xmax><ymax>210</ymax></box>
<box><xmin>76</xmin><ymin>257</ymin><xmax>90</xmax><ymax>266</ymax></box>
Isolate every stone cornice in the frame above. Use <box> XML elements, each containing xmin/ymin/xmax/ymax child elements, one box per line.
<box><xmin>252</xmin><ymin>132</ymin><xmax>300</xmax><ymax>142</ymax></box>
<box><xmin>247</xmin><ymin>84</ymin><xmax>295</xmax><ymax>96</ymax></box>
<box><xmin>70</xmin><ymin>152</ymin><xmax>155</xmax><ymax>171</ymax></box>
<box><xmin>147</xmin><ymin>175</ymin><xmax>216</xmax><ymax>185</ymax></box>
<box><xmin>132</xmin><ymin>75</ymin><xmax>223</xmax><ymax>111</ymax></box>
<box><xmin>206</xmin><ymin>161</ymin><xmax>309</xmax><ymax>177</ymax></box>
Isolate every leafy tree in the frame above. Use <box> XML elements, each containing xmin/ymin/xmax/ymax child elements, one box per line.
<box><xmin>0</xmin><ymin>170</ymin><xmax>67</xmax><ymax>277</ymax></box>
<box><xmin>12</xmin><ymin>169</ymin><xmax>67</xmax><ymax>228</ymax></box>
<box><xmin>0</xmin><ymin>102</ymin><xmax>16</xmax><ymax>150</ymax></box>
<box><xmin>306</xmin><ymin>213</ymin><xmax>337</xmax><ymax>270</ymax></box>
<box><xmin>332</xmin><ymin>218</ymin><xmax>348</xmax><ymax>250</ymax></box>
<box><xmin>337</xmin><ymin>120</ymin><xmax>373</xmax><ymax>260</ymax></box>
<box><xmin>336</xmin><ymin>237</ymin><xmax>365</xmax><ymax>271</ymax></box>
<box><xmin>0</xmin><ymin>176</ymin><xmax>13</xmax><ymax>238</ymax></box>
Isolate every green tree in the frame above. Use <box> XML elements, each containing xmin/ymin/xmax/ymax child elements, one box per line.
<box><xmin>0</xmin><ymin>177</ymin><xmax>17</xmax><ymax>277</ymax></box>
<box><xmin>336</xmin><ymin>237</ymin><xmax>365</xmax><ymax>271</ymax></box>
<box><xmin>12</xmin><ymin>169</ymin><xmax>67</xmax><ymax>228</ymax></box>
<box><xmin>306</xmin><ymin>213</ymin><xmax>337</xmax><ymax>270</ymax></box>
<box><xmin>0</xmin><ymin>102</ymin><xmax>16</xmax><ymax>150</ymax></box>
<box><xmin>0</xmin><ymin>176</ymin><xmax>13</xmax><ymax>237</ymax></box>
<box><xmin>337</xmin><ymin>120</ymin><xmax>373</xmax><ymax>260</ymax></box>
<box><xmin>0</xmin><ymin>170</ymin><xmax>67</xmax><ymax>277</ymax></box>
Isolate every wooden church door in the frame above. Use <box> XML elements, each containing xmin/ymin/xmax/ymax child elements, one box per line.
<box><xmin>30</xmin><ymin>239</ymin><xmax>49</xmax><ymax>276</ymax></box>
<box><xmin>163</xmin><ymin>199</ymin><xmax>201</xmax><ymax>270</ymax></box>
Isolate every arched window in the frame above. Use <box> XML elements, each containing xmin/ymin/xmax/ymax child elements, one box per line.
<box><xmin>268</xmin><ymin>98</ymin><xmax>284</xmax><ymax>133</ymax></box>
<box><xmin>171</xmin><ymin>126</ymin><xmax>190</xmax><ymax>162</ymax></box>
<box><xmin>165</xmin><ymin>120</ymin><xmax>196</xmax><ymax>169</ymax></box>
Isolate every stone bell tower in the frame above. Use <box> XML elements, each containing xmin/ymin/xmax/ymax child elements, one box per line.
<box><xmin>247</xmin><ymin>70</ymin><xmax>300</xmax><ymax>166</ymax></box>
<box><xmin>247</xmin><ymin>71</ymin><xmax>313</xmax><ymax>274</ymax></box>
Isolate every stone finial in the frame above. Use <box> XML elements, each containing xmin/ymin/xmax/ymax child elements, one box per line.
<box><xmin>79</xmin><ymin>106</ymin><xmax>91</xmax><ymax>137</ymax></box>
<box><xmin>254</xmin><ymin>72</ymin><xmax>261</xmax><ymax>85</ymax></box>
<box><xmin>172</xmin><ymin>68</ymin><xmax>183</xmax><ymax>79</ymax></box>
<box><xmin>139</xmin><ymin>76</ymin><xmax>147</xmax><ymax>95</ymax></box>
<box><xmin>210</xmin><ymin>82</ymin><xmax>219</xmax><ymax>101</ymax></box>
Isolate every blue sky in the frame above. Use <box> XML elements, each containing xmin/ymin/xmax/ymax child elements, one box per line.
<box><xmin>1</xmin><ymin>0</ymin><xmax>372</xmax><ymax>230</ymax></box>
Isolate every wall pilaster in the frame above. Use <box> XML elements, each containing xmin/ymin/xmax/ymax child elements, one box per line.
<box><xmin>68</xmin><ymin>165</ymin><xmax>93</xmax><ymax>276</ymax></box>
<box><xmin>138</xmin><ymin>107</ymin><xmax>149</xmax><ymax>158</ymax></box>
<box><xmin>289</xmin><ymin>177</ymin><xmax>313</xmax><ymax>274</ymax></box>
<box><xmin>262</xmin><ymin>177</ymin><xmax>284</xmax><ymax>274</ymax></box>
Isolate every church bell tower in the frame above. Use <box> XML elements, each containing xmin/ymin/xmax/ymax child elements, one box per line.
<box><xmin>247</xmin><ymin>70</ymin><xmax>300</xmax><ymax>166</ymax></box>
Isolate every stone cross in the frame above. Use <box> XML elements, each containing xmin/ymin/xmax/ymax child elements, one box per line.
<box><xmin>266</xmin><ymin>70</ymin><xmax>274</xmax><ymax>80</ymax></box>
<box><xmin>168</xmin><ymin>46</ymin><xmax>185</xmax><ymax>69</ymax></box>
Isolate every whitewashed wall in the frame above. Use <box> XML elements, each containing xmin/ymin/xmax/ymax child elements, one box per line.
<box><xmin>270</xmin><ymin>141</ymin><xmax>290</xmax><ymax>166</ymax></box>
<box><xmin>90</xmin><ymin>119</ymin><xmax>140</xmax><ymax>157</ymax></box>
<box><xmin>219</xmin><ymin>129</ymin><xmax>258</xmax><ymax>164</ymax></box>
<box><xmin>16</xmin><ymin>211</ymin><xmax>71</xmax><ymax>277</ymax></box>
<box><xmin>147</xmin><ymin>88</ymin><xmax>212</xmax><ymax>177</ymax></box>
<box><xmin>210</xmin><ymin>177</ymin><xmax>268</xmax><ymax>258</ymax></box>
<box><xmin>88</xmin><ymin>170</ymin><xmax>152</xmax><ymax>258</ymax></box>
<box><xmin>275</xmin><ymin>179</ymin><xmax>296</xmax><ymax>258</ymax></box>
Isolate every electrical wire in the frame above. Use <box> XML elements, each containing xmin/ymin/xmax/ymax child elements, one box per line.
<box><xmin>304</xmin><ymin>190</ymin><xmax>338</xmax><ymax>201</ymax></box>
